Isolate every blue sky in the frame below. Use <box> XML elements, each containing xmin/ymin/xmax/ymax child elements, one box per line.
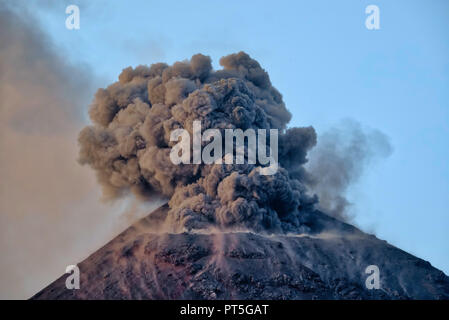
<box><xmin>30</xmin><ymin>0</ymin><xmax>449</xmax><ymax>273</ymax></box>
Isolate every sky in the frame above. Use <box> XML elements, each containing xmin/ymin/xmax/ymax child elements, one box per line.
<box><xmin>2</xmin><ymin>0</ymin><xmax>448</xmax><ymax>297</ymax></box>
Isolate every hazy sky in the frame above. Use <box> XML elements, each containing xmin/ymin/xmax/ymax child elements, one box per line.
<box><xmin>2</xmin><ymin>0</ymin><xmax>448</xmax><ymax>297</ymax></box>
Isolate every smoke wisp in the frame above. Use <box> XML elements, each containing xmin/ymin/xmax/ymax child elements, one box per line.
<box><xmin>306</xmin><ymin>120</ymin><xmax>393</xmax><ymax>220</ymax></box>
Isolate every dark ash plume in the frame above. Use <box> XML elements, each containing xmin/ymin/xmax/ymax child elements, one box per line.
<box><xmin>79</xmin><ymin>52</ymin><xmax>393</xmax><ymax>232</ymax></box>
<box><xmin>79</xmin><ymin>52</ymin><xmax>318</xmax><ymax>233</ymax></box>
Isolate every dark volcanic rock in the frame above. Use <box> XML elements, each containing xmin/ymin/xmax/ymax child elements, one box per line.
<box><xmin>32</xmin><ymin>205</ymin><xmax>449</xmax><ymax>300</ymax></box>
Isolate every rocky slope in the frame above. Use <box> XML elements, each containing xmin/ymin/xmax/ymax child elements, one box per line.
<box><xmin>32</xmin><ymin>204</ymin><xmax>449</xmax><ymax>299</ymax></box>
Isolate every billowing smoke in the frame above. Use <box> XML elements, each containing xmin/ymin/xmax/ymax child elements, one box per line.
<box><xmin>79</xmin><ymin>52</ymin><xmax>319</xmax><ymax>233</ymax></box>
<box><xmin>306</xmin><ymin>120</ymin><xmax>393</xmax><ymax>220</ymax></box>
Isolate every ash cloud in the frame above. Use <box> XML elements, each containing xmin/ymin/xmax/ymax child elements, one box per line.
<box><xmin>79</xmin><ymin>52</ymin><xmax>318</xmax><ymax>233</ymax></box>
<box><xmin>79</xmin><ymin>48</ymin><xmax>391</xmax><ymax>232</ymax></box>
<box><xmin>79</xmin><ymin>52</ymin><xmax>393</xmax><ymax>233</ymax></box>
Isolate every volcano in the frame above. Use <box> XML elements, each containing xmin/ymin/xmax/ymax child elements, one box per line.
<box><xmin>32</xmin><ymin>204</ymin><xmax>449</xmax><ymax>300</ymax></box>
<box><xmin>31</xmin><ymin>52</ymin><xmax>449</xmax><ymax>300</ymax></box>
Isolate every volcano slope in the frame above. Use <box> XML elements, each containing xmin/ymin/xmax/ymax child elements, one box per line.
<box><xmin>32</xmin><ymin>204</ymin><xmax>449</xmax><ymax>300</ymax></box>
